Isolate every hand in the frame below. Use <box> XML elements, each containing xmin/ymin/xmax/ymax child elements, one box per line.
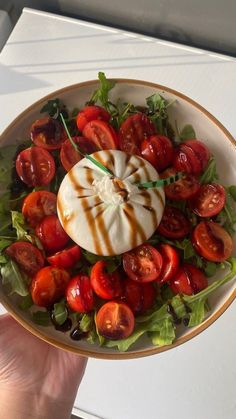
<box><xmin>0</xmin><ymin>314</ymin><xmax>87</xmax><ymax>419</ymax></box>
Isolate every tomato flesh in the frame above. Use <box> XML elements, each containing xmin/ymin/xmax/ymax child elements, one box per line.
<box><xmin>189</xmin><ymin>183</ymin><xmax>226</xmax><ymax>217</ymax></box>
<box><xmin>96</xmin><ymin>301</ymin><xmax>135</xmax><ymax>340</ymax></box>
<box><xmin>123</xmin><ymin>244</ymin><xmax>163</xmax><ymax>282</ymax></box>
<box><xmin>60</xmin><ymin>136</ymin><xmax>98</xmax><ymax>172</ymax></box>
<box><xmin>83</xmin><ymin>120</ymin><xmax>118</xmax><ymax>149</ymax></box>
<box><xmin>5</xmin><ymin>241</ymin><xmax>44</xmax><ymax>277</ymax></box>
<box><xmin>47</xmin><ymin>245</ymin><xmax>81</xmax><ymax>269</ymax></box>
<box><xmin>66</xmin><ymin>275</ymin><xmax>94</xmax><ymax>313</ymax></box>
<box><xmin>31</xmin><ymin>266</ymin><xmax>70</xmax><ymax>307</ymax></box>
<box><xmin>30</xmin><ymin>117</ymin><xmax>67</xmax><ymax>150</ymax></box>
<box><xmin>173</xmin><ymin>140</ymin><xmax>210</xmax><ymax>175</ymax></box>
<box><xmin>119</xmin><ymin>113</ymin><xmax>156</xmax><ymax>155</ymax></box>
<box><xmin>141</xmin><ymin>135</ymin><xmax>174</xmax><ymax>171</ymax></box>
<box><xmin>90</xmin><ymin>260</ymin><xmax>122</xmax><ymax>300</ymax></box>
<box><xmin>192</xmin><ymin>221</ymin><xmax>233</xmax><ymax>262</ymax></box>
<box><xmin>22</xmin><ymin>190</ymin><xmax>57</xmax><ymax>228</ymax></box>
<box><xmin>16</xmin><ymin>147</ymin><xmax>55</xmax><ymax>187</ymax></box>
<box><xmin>157</xmin><ymin>206</ymin><xmax>191</xmax><ymax>239</ymax></box>
<box><xmin>76</xmin><ymin>105</ymin><xmax>110</xmax><ymax>132</ymax></box>
<box><xmin>161</xmin><ymin>168</ymin><xmax>200</xmax><ymax>200</ymax></box>
<box><xmin>170</xmin><ymin>263</ymin><xmax>208</xmax><ymax>295</ymax></box>
<box><xmin>157</xmin><ymin>244</ymin><xmax>180</xmax><ymax>284</ymax></box>
<box><xmin>123</xmin><ymin>279</ymin><xmax>156</xmax><ymax>314</ymax></box>
<box><xmin>35</xmin><ymin>214</ymin><xmax>70</xmax><ymax>254</ymax></box>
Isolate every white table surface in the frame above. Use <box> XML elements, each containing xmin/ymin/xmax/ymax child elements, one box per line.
<box><xmin>0</xmin><ymin>7</ymin><xmax>236</xmax><ymax>419</ymax></box>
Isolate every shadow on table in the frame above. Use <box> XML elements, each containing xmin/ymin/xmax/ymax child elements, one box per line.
<box><xmin>0</xmin><ymin>63</ymin><xmax>51</xmax><ymax>94</ymax></box>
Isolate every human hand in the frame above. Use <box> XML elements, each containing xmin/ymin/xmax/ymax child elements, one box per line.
<box><xmin>0</xmin><ymin>314</ymin><xmax>87</xmax><ymax>419</ymax></box>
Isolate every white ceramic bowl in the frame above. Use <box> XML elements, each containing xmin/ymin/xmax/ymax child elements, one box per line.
<box><xmin>0</xmin><ymin>79</ymin><xmax>236</xmax><ymax>359</ymax></box>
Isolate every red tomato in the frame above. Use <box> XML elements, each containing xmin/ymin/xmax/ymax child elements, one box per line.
<box><xmin>192</xmin><ymin>221</ymin><xmax>233</xmax><ymax>262</ymax></box>
<box><xmin>157</xmin><ymin>244</ymin><xmax>180</xmax><ymax>284</ymax></box>
<box><xmin>123</xmin><ymin>279</ymin><xmax>156</xmax><ymax>315</ymax></box>
<box><xmin>30</xmin><ymin>117</ymin><xmax>67</xmax><ymax>150</ymax></box>
<box><xmin>31</xmin><ymin>266</ymin><xmax>70</xmax><ymax>307</ymax></box>
<box><xmin>66</xmin><ymin>275</ymin><xmax>94</xmax><ymax>313</ymax></box>
<box><xmin>76</xmin><ymin>105</ymin><xmax>110</xmax><ymax>132</ymax></box>
<box><xmin>90</xmin><ymin>261</ymin><xmax>122</xmax><ymax>300</ymax></box>
<box><xmin>16</xmin><ymin>147</ymin><xmax>55</xmax><ymax>187</ymax></box>
<box><xmin>96</xmin><ymin>301</ymin><xmax>135</xmax><ymax>340</ymax></box>
<box><xmin>47</xmin><ymin>245</ymin><xmax>81</xmax><ymax>269</ymax></box>
<box><xmin>189</xmin><ymin>183</ymin><xmax>226</xmax><ymax>217</ymax></box>
<box><xmin>170</xmin><ymin>263</ymin><xmax>208</xmax><ymax>295</ymax></box>
<box><xmin>157</xmin><ymin>206</ymin><xmax>191</xmax><ymax>239</ymax></box>
<box><xmin>60</xmin><ymin>136</ymin><xmax>98</xmax><ymax>171</ymax></box>
<box><xmin>141</xmin><ymin>135</ymin><xmax>174</xmax><ymax>171</ymax></box>
<box><xmin>5</xmin><ymin>241</ymin><xmax>44</xmax><ymax>276</ymax></box>
<box><xmin>83</xmin><ymin>120</ymin><xmax>118</xmax><ymax>149</ymax></box>
<box><xmin>173</xmin><ymin>140</ymin><xmax>210</xmax><ymax>175</ymax></box>
<box><xmin>123</xmin><ymin>244</ymin><xmax>163</xmax><ymax>283</ymax></box>
<box><xmin>119</xmin><ymin>113</ymin><xmax>156</xmax><ymax>155</ymax></box>
<box><xmin>22</xmin><ymin>190</ymin><xmax>57</xmax><ymax>227</ymax></box>
<box><xmin>35</xmin><ymin>214</ymin><xmax>70</xmax><ymax>254</ymax></box>
<box><xmin>161</xmin><ymin>168</ymin><xmax>200</xmax><ymax>200</ymax></box>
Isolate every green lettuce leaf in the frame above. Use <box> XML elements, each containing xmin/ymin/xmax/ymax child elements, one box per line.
<box><xmin>179</xmin><ymin>124</ymin><xmax>196</xmax><ymax>141</ymax></box>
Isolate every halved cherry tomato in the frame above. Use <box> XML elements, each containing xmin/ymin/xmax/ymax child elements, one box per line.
<box><xmin>76</xmin><ymin>105</ymin><xmax>110</xmax><ymax>132</ymax></box>
<box><xmin>22</xmin><ymin>190</ymin><xmax>57</xmax><ymax>228</ymax></box>
<box><xmin>119</xmin><ymin>113</ymin><xmax>156</xmax><ymax>155</ymax></box>
<box><xmin>157</xmin><ymin>244</ymin><xmax>180</xmax><ymax>284</ymax></box>
<box><xmin>141</xmin><ymin>135</ymin><xmax>174</xmax><ymax>171</ymax></box>
<box><xmin>173</xmin><ymin>140</ymin><xmax>210</xmax><ymax>175</ymax></box>
<box><xmin>123</xmin><ymin>279</ymin><xmax>156</xmax><ymax>315</ymax></box>
<box><xmin>16</xmin><ymin>147</ymin><xmax>55</xmax><ymax>187</ymax></box>
<box><xmin>90</xmin><ymin>261</ymin><xmax>122</xmax><ymax>300</ymax></box>
<box><xmin>96</xmin><ymin>301</ymin><xmax>135</xmax><ymax>340</ymax></box>
<box><xmin>161</xmin><ymin>168</ymin><xmax>200</xmax><ymax>200</ymax></box>
<box><xmin>31</xmin><ymin>266</ymin><xmax>70</xmax><ymax>307</ymax></box>
<box><xmin>5</xmin><ymin>241</ymin><xmax>44</xmax><ymax>276</ymax></box>
<box><xmin>189</xmin><ymin>184</ymin><xmax>226</xmax><ymax>217</ymax></box>
<box><xmin>66</xmin><ymin>275</ymin><xmax>94</xmax><ymax>313</ymax></box>
<box><xmin>123</xmin><ymin>244</ymin><xmax>163</xmax><ymax>283</ymax></box>
<box><xmin>35</xmin><ymin>214</ymin><xmax>70</xmax><ymax>254</ymax></box>
<box><xmin>47</xmin><ymin>245</ymin><xmax>81</xmax><ymax>269</ymax></box>
<box><xmin>60</xmin><ymin>136</ymin><xmax>98</xmax><ymax>172</ymax></box>
<box><xmin>170</xmin><ymin>263</ymin><xmax>208</xmax><ymax>295</ymax></box>
<box><xmin>157</xmin><ymin>206</ymin><xmax>191</xmax><ymax>239</ymax></box>
<box><xmin>30</xmin><ymin>117</ymin><xmax>67</xmax><ymax>150</ymax></box>
<box><xmin>192</xmin><ymin>221</ymin><xmax>233</xmax><ymax>262</ymax></box>
<box><xmin>83</xmin><ymin>120</ymin><xmax>118</xmax><ymax>149</ymax></box>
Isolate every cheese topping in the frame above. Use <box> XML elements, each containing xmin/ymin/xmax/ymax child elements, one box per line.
<box><xmin>57</xmin><ymin>150</ymin><xmax>165</xmax><ymax>256</ymax></box>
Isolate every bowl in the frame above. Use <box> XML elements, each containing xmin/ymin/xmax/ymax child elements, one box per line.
<box><xmin>0</xmin><ymin>78</ymin><xmax>236</xmax><ymax>359</ymax></box>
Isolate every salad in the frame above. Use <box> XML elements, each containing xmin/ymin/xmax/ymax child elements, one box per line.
<box><xmin>0</xmin><ymin>72</ymin><xmax>236</xmax><ymax>352</ymax></box>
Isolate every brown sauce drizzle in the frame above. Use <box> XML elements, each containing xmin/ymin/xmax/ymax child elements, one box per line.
<box><xmin>123</xmin><ymin>203</ymin><xmax>146</xmax><ymax>248</ymax></box>
<box><xmin>92</xmin><ymin>151</ymin><xmax>114</xmax><ymax>175</ymax></box>
<box><xmin>141</xmin><ymin>190</ymin><xmax>158</xmax><ymax>229</ymax></box>
<box><xmin>95</xmin><ymin>207</ymin><xmax>114</xmax><ymax>254</ymax></box>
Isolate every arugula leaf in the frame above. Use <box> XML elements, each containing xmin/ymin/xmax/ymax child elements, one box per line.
<box><xmin>200</xmin><ymin>157</ymin><xmax>218</xmax><ymax>184</ymax></box>
<box><xmin>83</xmin><ymin>250</ymin><xmax>121</xmax><ymax>272</ymax></box>
<box><xmin>216</xmin><ymin>189</ymin><xmax>236</xmax><ymax>234</ymax></box>
<box><xmin>11</xmin><ymin>211</ymin><xmax>28</xmax><ymax>240</ymax></box>
<box><xmin>146</xmin><ymin>93</ymin><xmax>168</xmax><ymax>134</ymax></box>
<box><xmin>0</xmin><ymin>238</ymin><xmax>12</xmax><ymax>252</ymax></box>
<box><xmin>52</xmin><ymin>300</ymin><xmax>68</xmax><ymax>325</ymax></box>
<box><xmin>40</xmin><ymin>98</ymin><xmax>61</xmax><ymax>118</ymax></box>
<box><xmin>0</xmin><ymin>145</ymin><xmax>18</xmax><ymax>186</ymax></box>
<box><xmin>80</xmin><ymin>313</ymin><xmax>94</xmax><ymax>332</ymax></box>
<box><xmin>1</xmin><ymin>260</ymin><xmax>29</xmax><ymax>296</ymax></box>
<box><xmin>90</xmin><ymin>72</ymin><xmax>116</xmax><ymax>112</ymax></box>
<box><xmin>179</xmin><ymin>124</ymin><xmax>196</xmax><ymax>141</ymax></box>
<box><xmin>18</xmin><ymin>294</ymin><xmax>33</xmax><ymax>310</ymax></box>
<box><xmin>188</xmin><ymin>299</ymin><xmax>206</xmax><ymax>327</ymax></box>
<box><xmin>32</xmin><ymin>311</ymin><xmax>51</xmax><ymax>326</ymax></box>
<box><xmin>204</xmin><ymin>262</ymin><xmax>217</xmax><ymax>277</ymax></box>
<box><xmin>149</xmin><ymin>317</ymin><xmax>176</xmax><ymax>346</ymax></box>
<box><xmin>228</xmin><ymin>185</ymin><xmax>236</xmax><ymax>202</ymax></box>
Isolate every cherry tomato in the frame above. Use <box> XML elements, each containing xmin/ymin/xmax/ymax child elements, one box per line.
<box><xmin>119</xmin><ymin>113</ymin><xmax>156</xmax><ymax>155</ymax></box>
<box><xmin>30</xmin><ymin>117</ymin><xmax>67</xmax><ymax>150</ymax></box>
<box><xmin>141</xmin><ymin>135</ymin><xmax>174</xmax><ymax>171</ymax></box>
<box><xmin>60</xmin><ymin>136</ymin><xmax>98</xmax><ymax>171</ymax></box>
<box><xmin>157</xmin><ymin>206</ymin><xmax>191</xmax><ymax>239</ymax></box>
<box><xmin>66</xmin><ymin>275</ymin><xmax>94</xmax><ymax>313</ymax></box>
<box><xmin>90</xmin><ymin>261</ymin><xmax>122</xmax><ymax>300</ymax></box>
<box><xmin>31</xmin><ymin>266</ymin><xmax>70</xmax><ymax>307</ymax></box>
<box><xmin>5</xmin><ymin>241</ymin><xmax>44</xmax><ymax>276</ymax></box>
<box><xmin>83</xmin><ymin>120</ymin><xmax>118</xmax><ymax>149</ymax></box>
<box><xmin>170</xmin><ymin>263</ymin><xmax>208</xmax><ymax>295</ymax></box>
<box><xmin>123</xmin><ymin>279</ymin><xmax>156</xmax><ymax>315</ymax></box>
<box><xmin>192</xmin><ymin>221</ymin><xmax>233</xmax><ymax>262</ymax></box>
<box><xmin>161</xmin><ymin>168</ymin><xmax>200</xmax><ymax>200</ymax></box>
<box><xmin>35</xmin><ymin>214</ymin><xmax>70</xmax><ymax>254</ymax></box>
<box><xmin>76</xmin><ymin>105</ymin><xmax>110</xmax><ymax>132</ymax></box>
<box><xmin>16</xmin><ymin>147</ymin><xmax>55</xmax><ymax>187</ymax></box>
<box><xmin>96</xmin><ymin>301</ymin><xmax>135</xmax><ymax>340</ymax></box>
<box><xmin>157</xmin><ymin>244</ymin><xmax>180</xmax><ymax>284</ymax></box>
<box><xmin>189</xmin><ymin>183</ymin><xmax>226</xmax><ymax>217</ymax></box>
<box><xmin>22</xmin><ymin>190</ymin><xmax>57</xmax><ymax>227</ymax></box>
<box><xmin>173</xmin><ymin>140</ymin><xmax>210</xmax><ymax>175</ymax></box>
<box><xmin>123</xmin><ymin>244</ymin><xmax>163</xmax><ymax>283</ymax></box>
<box><xmin>47</xmin><ymin>245</ymin><xmax>81</xmax><ymax>269</ymax></box>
